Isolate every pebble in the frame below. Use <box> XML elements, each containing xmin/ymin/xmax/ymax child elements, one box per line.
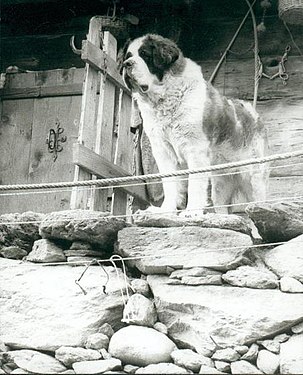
<box><xmin>55</xmin><ymin>346</ymin><xmax>101</xmax><ymax>367</ymax></box>
<box><xmin>214</xmin><ymin>361</ymin><xmax>230</xmax><ymax>372</ymax></box>
<box><xmin>171</xmin><ymin>349</ymin><xmax>214</xmax><ymax>372</ymax></box>
<box><xmin>122</xmin><ymin>294</ymin><xmax>157</xmax><ymax>327</ymax></box>
<box><xmin>85</xmin><ymin>333</ymin><xmax>109</xmax><ymax>350</ymax></box>
<box><xmin>256</xmin><ymin>350</ymin><xmax>279</xmax><ymax>374</ymax></box>
<box><xmin>241</xmin><ymin>343</ymin><xmax>259</xmax><ymax>362</ymax></box>
<box><xmin>124</xmin><ymin>364</ymin><xmax>139</xmax><ymax>374</ymax></box>
<box><xmin>153</xmin><ymin>322</ymin><xmax>168</xmax><ymax>335</ymax></box>
<box><xmin>230</xmin><ymin>360</ymin><xmax>263</xmax><ymax>374</ymax></box>
<box><xmin>291</xmin><ymin>321</ymin><xmax>303</xmax><ymax>334</ymax></box>
<box><xmin>258</xmin><ymin>339</ymin><xmax>280</xmax><ymax>353</ymax></box>
<box><xmin>72</xmin><ymin>359</ymin><xmax>121</xmax><ymax>374</ymax></box>
<box><xmin>0</xmin><ymin>246</ymin><xmax>27</xmax><ymax>260</ymax></box>
<box><xmin>98</xmin><ymin>323</ymin><xmax>115</xmax><ymax>338</ymax></box>
<box><xmin>212</xmin><ymin>348</ymin><xmax>240</xmax><ymax>362</ymax></box>
<box><xmin>136</xmin><ymin>363</ymin><xmax>191</xmax><ymax>374</ymax></box>
<box><xmin>130</xmin><ymin>279</ymin><xmax>150</xmax><ymax>297</ymax></box>
<box><xmin>108</xmin><ymin>325</ymin><xmax>176</xmax><ymax>367</ymax></box>
<box><xmin>280</xmin><ymin>276</ymin><xmax>303</xmax><ymax>293</ymax></box>
<box><xmin>274</xmin><ymin>333</ymin><xmax>290</xmax><ymax>343</ymax></box>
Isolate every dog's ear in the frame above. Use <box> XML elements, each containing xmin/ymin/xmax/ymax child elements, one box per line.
<box><xmin>117</xmin><ymin>39</ymin><xmax>131</xmax><ymax>73</ymax></box>
<box><xmin>152</xmin><ymin>40</ymin><xmax>180</xmax><ymax>69</ymax></box>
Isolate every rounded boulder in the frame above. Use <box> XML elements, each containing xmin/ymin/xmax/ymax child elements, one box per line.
<box><xmin>108</xmin><ymin>325</ymin><xmax>176</xmax><ymax>366</ymax></box>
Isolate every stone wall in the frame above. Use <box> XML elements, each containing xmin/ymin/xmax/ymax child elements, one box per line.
<box><xmin>0</xmin><ymin>205</ymin><xmax>303</xmax><ymax>374</ymax></box>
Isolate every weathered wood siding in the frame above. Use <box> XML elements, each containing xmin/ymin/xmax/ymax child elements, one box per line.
<box><xmin>0</xmin><ymin>69</ymin><xmax>82</xmax><ymax>214</ymax></box>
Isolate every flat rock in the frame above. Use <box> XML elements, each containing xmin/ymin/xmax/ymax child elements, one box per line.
<box><xmin>55</xmin><ymin>346</ymin><xmax>101</xmax><ymax>367</ymax></box>
<box><xmin>222</xmin><ymin>265</ymin><xmax>278</xmax><ymax>289</ymax></box>
<box><xmin>280</xmin><ymin>333</ymin><xmax>303</xmax><ymax>374</ymax></box>
<box><xmin>181</xmin><ymin>275</ymin><xmax>222</xmax><ymax>286</ymax></box>
<box><xmin>0</xmin><ymin>246</ymin><xmax>27</xmax><ymax>260</ymax></box>
<box><xmin>6</xmin><ymin>350</ymin><xmax>67</xmax><ymax>374</ymax></box>
<box><xmin>262</xmin><ymin>235</ymin><xmax>303</xmax><ymax>282</ymax></box>
<box><xmin>64</xmin><ymin>249</ymin><xmax>105</xmax><ymax>257</ymax></box>
<box><xmin>170</xmin><ymin>267</ymin><xmax>221</xmax><ymax>279</ymax></box>
<box><xmin>246</xmin><ymin>201</ymin><xmax>303</xmax><ymax>242</ymax></box>
<box><xmin>212</xmin><ymin>348</ymin><xmax>240</xmax><ymax>362</ymax></box>
<box><xmin>280</xmin><ymin>276</ymin><xmax>303</xmax><ymax>293</ymax></box>
<box><xmin>26</xmin><ymin>239</ymin><xmax>66</xmax><ymax>263</ymax></box>
<box><xmin>256</xmin><ymin>350</ymin><xmax>279</xmax><ymax>374</ymax></box>
<box><xmin>122</xmin><ymin>294</ymin><xmax>157</xmax><ymax>327</ymax></box>
<box><xmin>84</xmin><ymin>333</ymin><xmax>109</xmax><ymax>350</ymax></box>
<box><xmin>108</xmin><ymin>325</ymin><xmax>176</xmax><ymax>367</ymax></box>
<box><xmin>72</xmin><ymin>358</ymin><xmax>121</xmax><ymax>374</ymax></box>
<box><xmin>117</xmin><ymin>227</ymin><xmax>253</xmax><ymax>274</ymax></box>
<box><xmin>171</xmin><ymin>349</ymin><xmax>214</xmax><ymax>372</ymax></box>
<box><xmin>39</xmin><ymin>210</ymin><xmax>126</xmax><ymax>248</ymax></box>
<box><xmin>147</xmin><ymin>275</ymin><xmax>303</xmax><ymax>354</ymax></box>
<box><xmin>230</xmin><ymin>360</ymin><xmax>263</xmax><ymax>374</ymax></box>
<box><xmin>0</xmin><ymin>212</ymin><xmax>44</xmax><ymax>251</ymax></box>
<box><xmin>0</xmin><ymin>258</ymin><xmax>131</xmax><ymax>351</ymax></box>
<box><xmin>136</xmin><ymin>363</ymin><xmax>191</xmax><ymax>374</ymax></box>
<box><xmin>133</xmin><ymin>212</ymin><xmax>251</xmax><ymax>235</ymax></box>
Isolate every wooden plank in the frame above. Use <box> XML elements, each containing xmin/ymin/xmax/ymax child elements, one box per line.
<box><xmin>73</xmin><ymin>143</ymin><xmax>148</xmax><ymax>203</ymax></box>
<box><xmin>81</xmin><ymin>40</ymin><xmax>130</xmax><ymax>93</ymax></box>
<box><xmin>70</xmin><ymin>17</ymin><xmax>102</xmax><ymax>210</ymax></box>
<box><xmin>92</xmin><ymin>32</ymin><xmax>117</xmax><ymax>211</ymax></box>
<box><xmin>26</xmin><ymin>95</ymin><xmax>81</xmax><ymax>213</ymax></box>
<box><xmin>0</xmin><ymin>98</ymin><xmax>34</xmax><ymax>214</ymax></box>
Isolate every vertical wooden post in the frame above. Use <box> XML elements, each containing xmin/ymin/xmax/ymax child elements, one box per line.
<box><xmin>70</xmin><ymin>17</ymin><xmax>102</xmax><ymax>210</ymax></box>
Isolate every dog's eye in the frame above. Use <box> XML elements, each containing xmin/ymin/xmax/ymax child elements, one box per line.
<box><xmin>140</xmin><ymin>50</ymin><xmax>151</xmax><ymax>60</ymax></box>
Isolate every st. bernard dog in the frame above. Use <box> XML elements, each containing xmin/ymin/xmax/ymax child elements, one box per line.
<box><xmin>121</xmin><ymin>34</ymin><xmax>269</xmax><ymax>215</ymax></box>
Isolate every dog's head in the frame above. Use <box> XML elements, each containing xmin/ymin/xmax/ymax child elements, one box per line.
<box><xmin>120</xmin><ymin>34</ymin><xmax>184</xmax><ymax>94</ymax></box>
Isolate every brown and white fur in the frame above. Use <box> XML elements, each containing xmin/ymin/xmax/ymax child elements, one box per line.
<box><xmin>121</xmin><ymin>34</ymin><xmax>269</xmax><ymax>215</ymax></box>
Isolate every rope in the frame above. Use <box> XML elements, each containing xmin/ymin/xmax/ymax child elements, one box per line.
<box><xmin>1</xmin><ymin>160</ymin><xmax>302</xmax><ymax>198</ymax></box>
<box><xmin>0</xmin><ymin>149</ymin><xmax>302</xmax><ymax>192</ymax></box>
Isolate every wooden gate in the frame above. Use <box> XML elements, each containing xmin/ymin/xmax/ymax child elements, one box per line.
<box><xmin>0</xmin><ymin>17</ymin><xmax>148</xmax><ymax>216</ymax></box>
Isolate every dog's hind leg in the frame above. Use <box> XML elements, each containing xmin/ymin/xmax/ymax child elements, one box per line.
<box><xmin>211</xmin><ymin>175</ymin><xmax>235</xmax><ymax>214</ymax></box>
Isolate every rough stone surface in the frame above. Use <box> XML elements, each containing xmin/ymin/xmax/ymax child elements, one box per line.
<box><xmin>214</xmin><ymin>361</ymin><xmax>230</xmax><ymax>373</ymax></box>
<box><xmin>230</xmin><ymin>360</ymin><xmax>263</xmax><ymax>374</ymax></box>
<box><xmin>124</xmin><ymin>364</ymin><xmax>139</xmax><ymax>374</ymax></box>
<box><xmin>147</xmin><ymin>275</ymin><xmax>303</xmax><ymax>354</ymax></box>
<box><xmin>153</xmin><ymin>322</ymin><xmax>168</xmax><ymax>335</ymax></box>
<box><xmin>234</xmin><ymin>345</ymin><xmax>249</xmax><ymax>355</ymax></box>
<box><xmin>6</xmin><ymin>350</ymin><xmax>67</xmax><ymax>374</ymax></box>
<box><xmin>171</xmin><ymin>349</ymin><xmax>214</xmax><ymax>372</ymax></box>
<box><xmin>64</xmin><ymin>249</ymin><xmax>105</xmax><ymax>257</ymax></box>
<box><xmin>241</xmin><ymin>343</ymin><xmax>259</xmax><ymax>362</ymax></box>
<box><xmin>26</xmin><ymin>239</ymin><xmax>66</xmax><ymax>263</ymax></box>
<box><xmin>69</xmin><ymin>241</ymin><xmax>93</xmax><ymax>250</ymax></box>
<box><xmin>280</xmin><ymin>276</ymin><xmax>303</xmax><ymax>293</ymax></box>
<box><xmin>258</xmin><ymin>339</ymin><xmax>280</xmax><ymax>353</ymax></box>
<box><xmin>280</xmin><ymin>333</ymin><xmax>303</xmax><ymax>374</ymax></box>
<box><xmin>55</xmin><ymin>346</ymin><xmax>101</xmax><ymax>367</ymax></box>
<box><xmin>130</xmin><ymin>279</ymin><xmax>150</xmax><ymax>297</ymax></box>
<box><xmin>72</xmin><ymin>359</ymin><xmax>121</xmax><ymax>374</ymax></box>
<box><xmin>98</xmin><ymin>323</ymin><xmax>114</xmax><ymax>339</ymax></box>
<box><xmin>133</xmin><ymin>212</ymin><xmax>251</xmax><ymax>235</ymax></box>
<box><xmin>122</xmin><ymin>294</ymin><xmax>157</xmax><ymax>327</ymax></box>
<box><xmin>170</xmin><ymin>267</ymin><xmax>222</xmax><ymax>280</ymax></box>
<box><xmin>135</xmin><ymin>363</ymin><xmax>191</xmax><ymax>374</ymax></box>
<box><xmin>246</xmin><ymin>201</ymin><xmax>303</xmax><ymax>242</ymax></box>
<box><xmin>39</xmin><ymin>210</ymin><xmax>127</xmax><ymax>248</ymax></box>
<box><xmin>0</xmin><ymin>246</ymin><xmax>27</xmax><ymax>260</ymax></box>
<box><xmin>262</xmin><ymin>235</ymin><xmax>303</xmax><ymax>282</ymax></box>
<box><xmin>84</xmin><ymin>333</ymin><xmax>109</xmax><ymax>350</ymax></box>
<box><xmin>117</xmin><ymin>227</ymin><xmax>253</xmax><ymax>274</ymax></box>
<box><xmin>274</xmin><ymin>333</ymin><xmax>290</xmax><ymax>342</ymax></box>
<box><xmin>0</xmin><ymin>212</ymin><xmax>44</xmax><ymax>251</ymax></box>
<box><xmin>212</xmin><ymin>348</ymin><xmax>240</xmax><ymax>362</ymax></box>
<box><xmin>0</xmin><ymin>259</ymin><xmax>131</xmax><ymax>351</ymax></box>
<box><xmin>222</xmin><ymin>266</ymin><xmax>278</xmax><ymax>289</ymax></box>
<box><xmin>256</xmin><ymin>350</ymin><xmax>279</xmax><ymax>374</ymax></box>
<box><xmin>108</xmin><ymin>325</ymin><xmax>176</xmax><ymax>367</ymax></box>
<box><xmin>181</xmin><ymin>275</ymin><xmax>222</xmax><ymax>286</ymax></box>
